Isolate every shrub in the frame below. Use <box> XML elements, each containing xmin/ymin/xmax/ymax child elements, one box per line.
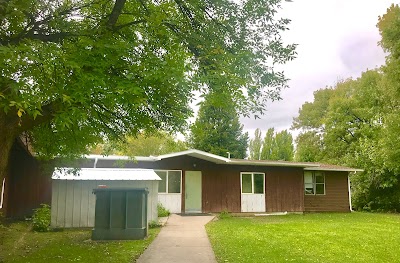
<box><xmin>149</xmin><ymin>220</ymin><xmax>161</xmax><ymax>228</ymax></box>
<box><xmin>218</xmin><ymin>209</ymin><xmax>231</xmax><ymax>219</ymax></box>
<box><xmin>157</xmin><ymin>203</ymin><xmax>170</xmax><ymax>217</ymax></box>
<box><xmin>32</xmin><ymin>204</ymin><xmax>51</xmax><ymax>232</ymax></box>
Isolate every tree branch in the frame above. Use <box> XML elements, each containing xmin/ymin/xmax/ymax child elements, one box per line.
<box><xmin>15</xmin><ymin>101</ymin><xmax>61</xmax><ymax>133</ymax></box>
<box><xmin>106</xmin><ymin>0</ymin><xmax>127</xmax><ymax>29</ymax></box>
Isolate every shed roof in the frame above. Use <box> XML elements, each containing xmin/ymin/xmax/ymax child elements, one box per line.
<box><xmin>52</xmin><ymin>168</ymin><xmax>161</xmax><ymax>181</ymax></box>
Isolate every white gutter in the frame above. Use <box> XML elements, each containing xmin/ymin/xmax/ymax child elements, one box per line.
<box><xmin>304</xmin><ymin>167</ymin><xmax>364</xmax><ymax>172</ymax></box>
<box><xmin>85</xmin><ymin>154</ymin><xmax>157</xmax><ymax>161</ymax></box>
<box><xmin>230</xmin><ymin>160</ymin><xmax>318</xmax><ymax>168</ymax></box>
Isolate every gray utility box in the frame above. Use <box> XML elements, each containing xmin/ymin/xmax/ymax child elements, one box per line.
<box><xmin>92</xmin><ymin>188</ymin><xmax>148</xmax><ymax>240</ymax></box>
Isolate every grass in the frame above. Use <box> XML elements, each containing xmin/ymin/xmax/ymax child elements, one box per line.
<box><xmin>206</xmin><ymin>212</ymin><xmax>400</xmax><ymax>263</ymax></box>
<box><xmin>0</xmin><ymin>221</ymin><xmax>160</xmax><ymax>263</ymax></box>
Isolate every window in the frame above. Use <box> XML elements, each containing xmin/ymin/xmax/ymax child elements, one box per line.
<box><xmin>304</xmin><ymin>171</ymin><xmax>325</xmax><ymax>195</ymax></box>
<box><xmin>241</xmin><ymin>172</ymin><xmax>265</xmax><ymax>194</ymax></box>
<box><xmin>155</xmin><ymin>170</ymin><xmax>182</xmax><ymax>194</ymax></box>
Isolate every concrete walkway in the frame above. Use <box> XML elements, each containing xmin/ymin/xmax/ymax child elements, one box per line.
<box><xmin>136</xmin><ymin>214</ymin><xmax>217</xmax><ymax>263</ymax></box>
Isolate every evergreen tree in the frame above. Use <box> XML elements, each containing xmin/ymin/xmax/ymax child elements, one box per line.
<box><xmin>189</xmin><ymin>92</ymin><xmax>249</xmax><ymax>159</ymax></box>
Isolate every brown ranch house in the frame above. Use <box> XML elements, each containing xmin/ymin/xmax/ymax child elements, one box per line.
<box><xmin>79</xmin><ymin>149</ymin><xmax>362</xmax><ymax>214</ymax></box>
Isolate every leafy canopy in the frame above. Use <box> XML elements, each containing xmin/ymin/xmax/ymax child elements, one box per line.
<box><xmin>91</xmin><ymin>132</ymin><xmax>187</xmax><ymax>157</ymax></box>
<box><xmin>0</xmin><ymin>0</ymin><xmax>296</xmax><ymax>160</ymax></box>
<box><xmin>249</xmin><ymin>128</ymin><xmax>263</xmax><ymax>160</ymax></box>
<box><xmin>260</xmin><ymin>128</ymin><xmax>293</xmax><ymax>161</ymax></box>
<box><xmin>291</xmin><ymin>4</ymin><xmax>400</xmax><ymax>212</ymax></box>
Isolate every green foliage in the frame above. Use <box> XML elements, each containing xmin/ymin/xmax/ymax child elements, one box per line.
<box><xmin>218</xmin><ymin>209</ymin><xmax>231</xmax><ymax>219</ymax></box>
<box><xmin>148</xmin><ymin>220</ymin><xmax>161</xmax><ymax>228</ymax></box>
<box><xmin>157</xmin><ymin>203</ymin><xmax>170</xmax><ymax>218</ymax></box>
<box><xmin>32</xmin><ymin>204</ymin><xmax>51</xmax><ymax>232</ymax></box>
<box><xmin>294</xmin><ymin>131</ymin><xmax>323</xmax><ymax>162</ymax></box>
<box><xmin>207</xmin><ymin>213</ymin><xmax>400</xmax><ymax>263</ymax></box>
<box><xmin>249</xmin><ymin>128</ymin><xmax>263</xmax><ymax>160</ymax></box>
<box><xmin>189</xmin><ymin>91</ymin><xmax>249</xmax><ymax>159</ymax></box>
<box><xmin>292</xmin><ymin>62</ymin><xmax>400</xmax><ymax>209</ymax></box>
<box><xmin>0</xmin><ymin>0</ymin><xmax>296</xmax><ymax>205</ymax></box>
<box><xmin>0</xmin><ymin>0</ymin><xmax>295</xmax><ymax>156</ymax></box>
<box><xmin>260</xmin><ymin>128</ymin><xmax>294</xmax><ymax>161</ymax></box>
<box><xmin>91</xmin><ymin>131</ymin><xmax>187</xmax><ymax>156</ymax></box>
<box><xmin>260</xmin><ymin>128</ymin><xmax>275</xmax><ymax>160</ymax></box>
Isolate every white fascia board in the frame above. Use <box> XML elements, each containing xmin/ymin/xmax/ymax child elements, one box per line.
<box><xmin>85</xmin><ymin>154</ymin><xmax>157</xmax><ymax>161</ymax></box>
<box><xmin>157</xmin><ymin>149</ymin><xmax>231</xmax><ymax>163</ymax></box>
<box><xmin>229</xmin><ymin>160</ymin><xmax>318</xmax><ymax>168</ymax></box>
<box><xmin>304</xmin><ymin>167</ymin><xmax>364</xmax><ymax>172</ymax></box>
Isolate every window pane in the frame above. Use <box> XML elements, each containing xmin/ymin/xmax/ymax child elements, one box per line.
<box><xmin>315</xmin><ymin>174</ymin><xmax>324</xmax><ymax>183</ymax></box>
<box><xmin>156</xmin><ymin>171</ymin><xmax>167</xmax><ymax>193</ymax></box>
<box><xmin>254</xmin><ymin>173</ymin><xmax>264</xmax><ymax>194</ymax></box>
<box><xmin>305</xmin><ymin>183</ymin><xmax>314</xmax><ymax>195</ymax></box>
<box><xmin>242</xmin><ymin>173</ymin><xmax>252</xmax><ymax>193</ymax></box>
<box><xmin>316</xmin><ymin>183</ymin><xmax>325</xmax><ymax>195</ymax></box>
<box><xmin>304</xmin><ymin>172</ymin><xmax>313</xmax><ymax>184</ymax></box>
<box><xmin>168</xmin><ymin>171</ymin><xmax>181</xmax><ymax>193</ymax></box>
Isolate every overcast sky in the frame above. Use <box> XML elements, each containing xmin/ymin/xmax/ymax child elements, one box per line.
<box><xmin>240</xmin><ymin>0</ymin><xmax>396</xmax><ymax>139</ymax></box>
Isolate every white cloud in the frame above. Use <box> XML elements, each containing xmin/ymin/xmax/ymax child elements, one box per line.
<box><xmin>242</xmin><ymin>0</ymin><xmax>395</xmax><ymax>139</ymax></box>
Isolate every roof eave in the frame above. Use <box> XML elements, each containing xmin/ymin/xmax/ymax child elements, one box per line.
<box><xmin>229</xmin><ymin>160</ymin><xmax>318</xmax><ymax>168</ymax></box>
<box><xmin>304</xmin><ymin>167</ymin><xmax>364</xmax><ymax>172</ymax></box>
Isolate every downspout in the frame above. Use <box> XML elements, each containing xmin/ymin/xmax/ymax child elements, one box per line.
<box><xmin>0</xmin><ymin>178</ymin><xmax>5</xmax><ymax>209</ymax></box>
<box><xmin>348</xmin><ymin>173</ymin><xmax>353</xmax><ymax>212</ymax></box>
<box><xmin>94</xmin><ymin>157</ymin><xmax>98</xmax><ymax>168</ymax></box>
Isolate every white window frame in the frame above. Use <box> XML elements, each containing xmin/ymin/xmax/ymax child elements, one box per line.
<box><xmin>240</xmin><ymin>172</ymin><xmax>265</xmax><ymax>194</ymax></box>
<box><xmin>304</xmin><ymin>171</ymin><xmax>325</xmax><ymax>195</ymax></box>
<box><xmin>156</xmin><ymin>170</ymin><xmax>182</xmax><ymax>194</ymax></box>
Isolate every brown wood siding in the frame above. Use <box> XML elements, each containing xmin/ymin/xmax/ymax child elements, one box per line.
<box><xmin>5</xmin><ymin>141</ymin><xmax>52</xmax><ymax>218</ymax></box>
<box><xmin>83</xmin><ymin>156</ymin><xmax>307</xmax><ymax>213</ymax></box>
<box><xmin>202</xmin><ymin>169</ymin><xmax>241</xmax><ymax>213</ymax></box>
<box><xmin>304</xmin><ymin>171</ymin><xmax>350</xmax><ymax>212</ymax></box>
<box><xmin>265</xmin><ymin>167</ymin><xmax>304</xmax><ymax>212</ymax></box>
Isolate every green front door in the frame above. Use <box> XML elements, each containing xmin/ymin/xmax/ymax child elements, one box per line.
<box><xmin>185</xmin><ymin>171</ymin><xmax>202</xmax><ymax>213</ymax></box>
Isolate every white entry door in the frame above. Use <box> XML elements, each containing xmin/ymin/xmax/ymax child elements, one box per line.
<box><xmin>241</xmin><ymin>172</ymin><xmax>266</xmax><ymax>212</ymax></box>
<box><xmin>185</xmin><ymin>171</ymin><xmax>202</xmax><ymax>213</ymax></box>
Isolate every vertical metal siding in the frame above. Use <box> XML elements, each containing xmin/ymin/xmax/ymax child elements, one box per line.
<box><xmin>51</xmin><ymin>180</ymin><xmax>158</xmax><ymax>228</ymax></box>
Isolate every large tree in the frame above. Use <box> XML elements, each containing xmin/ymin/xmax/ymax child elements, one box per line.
<box><xmin>0</xmin><ymin>0</ymin><xmax>295</xmax><ymax>185</ymax></box>
<box><xmin>259</xmin><ymin>128</ymin><xmax>293</xmax><ymax>161</ymax></box>
<box><xmin>294</xmin><ymin>131</ymin><xmax>323</xmax><ymax>162</ymax></box>
<box><xmin>249</xmin><ymin>128</ymin><xmax>262</xmax><ymax>160</ymax></box>
<box><xmin>91</xmin><ymin>132</ymin><xmax>187</xmax><ymax>156</ymax></box>
<box><xmin>260</xmin><ymin>128</ymin><xmax>275</xmax><ymax>160</ymax></box>
<box><xmin>292</xmin><ymin>67</ymin><xmax>400</xmax><ymax>210</ymax></box>
<box><xmin>189</xmin><ymin>91</ymin><xmax>249</xmax><ymax>159</ymax></box>
<box><xmin>272</xmin><ymin>130</ymin><xmax>294</xmax><ymax>161</ymax></box>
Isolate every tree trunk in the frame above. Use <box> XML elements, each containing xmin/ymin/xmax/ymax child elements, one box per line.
<box><xmin>0</xmin><ymin>114</ymin><xmax>18</xmax><ymax>204</ymax></box>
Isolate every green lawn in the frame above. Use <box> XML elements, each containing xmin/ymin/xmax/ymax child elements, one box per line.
<box><xmin>0</xmin><ymin>222</ymin><xmax>160</xmax><ymax>262</ymax></box>
<box><xmin>206</xmin><ymin>212</ymin><xmax>400</xmax><ymax>263</ymax></box>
